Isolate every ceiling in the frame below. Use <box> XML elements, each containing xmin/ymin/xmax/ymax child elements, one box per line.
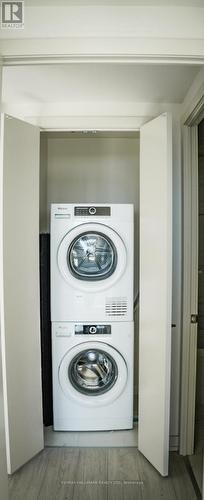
<box><xmin>2</xmin><ymin>64</ymin><xmax>200</xmax><ymax>105</ymax></box>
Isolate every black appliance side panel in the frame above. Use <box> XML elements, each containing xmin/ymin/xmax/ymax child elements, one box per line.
<box><xmin>40</xmin><ymin>233</ymin><xmax>53</xmax><ymax>426</ymax></box>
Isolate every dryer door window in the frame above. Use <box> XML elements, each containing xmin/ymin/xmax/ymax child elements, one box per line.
<box><xmin>68</xmin><ymin>348</ymin><xmax>118</xmax><ymax>396</ymax></box>
<box><xmin>58</xmin><ymin>223</ymin><xmax>127</xmax><ymax>292</ymax></box>
<box><xmin>68</xmin><ymin>231</ymin><xmax>117</xmax><ymax>281</ymax></box>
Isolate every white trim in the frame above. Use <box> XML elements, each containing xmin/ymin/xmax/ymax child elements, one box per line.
<box><xmin>2</xmin><ymin>54</ymin><xmax>204</xmax><ymax>66</ymax></box>
<box><xmin>1</xmin><ymin>37</ymin><xmax>204</xmax><ymax>63</ymax></box>
<box><xmin>188</xmin><ymin>126</ymin><xmax>198</xmax><ymax>453</ymax></box>
<box><xmin>185</xmin><ymin>94</ymin><xmax>204</xmax><ymax>126</ymax></box>
<box><xmin>0</xmin><ymin>73</ymin><xmax>8</xmax><ymax>499</ymax></box>
<box><xmin>180</xmin><ymin>126</ymin><xmax>192</xmax><ymax>455</ymax></box>
<box><xmin>182</xmin><ymin>79</ymin><xmax>204</xmax><ymax>126</ymax></box>
<box><xmin>0</xmin><ymin>115</ymin><xmax>11</xmax><ymax>472</ymax></box>
<box><xmin>180</xmin><ymin>124</ymin><xmax>199</xmax><ymax>455</ymax></box>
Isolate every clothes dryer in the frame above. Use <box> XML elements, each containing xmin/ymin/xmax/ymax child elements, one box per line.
<box><xmin>51</xmin><ymin>204</ymin><xmax>134</xmax><ymax>322</ymax></box>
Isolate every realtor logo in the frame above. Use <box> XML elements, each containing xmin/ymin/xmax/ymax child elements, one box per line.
<box><xmin>1</xmin><ymin>1</ymin><xmax>24</xmax><ymax>29</ymax></box>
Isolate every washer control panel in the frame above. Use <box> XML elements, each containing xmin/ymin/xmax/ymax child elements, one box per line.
<box><xmin>75</xmin><ymin>324</ymin><xmax>111</xmax><ymax>335</ymax></box>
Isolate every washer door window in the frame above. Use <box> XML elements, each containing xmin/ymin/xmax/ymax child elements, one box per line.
<box><xmin>69</xmin><ymin>348</ymin><xmax>118</xmax><ymax>395</ymax></box>
<box><xmin>58</xmin><ymin>223</ymin><xmax>127</xmax><ymax>292</ymax></box>
<box><xmin>59</xmin><ymin>341</ymin><xmax>128</xmax><ymax>406</ymax></box>
<box><xmin>68</xmin><ymin>232</ymin><xmax>117</xmax><ymax>281</ymax></box>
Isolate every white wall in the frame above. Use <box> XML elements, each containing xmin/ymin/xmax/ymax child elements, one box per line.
<box><xmin>0</xmin><ymin>4</ymin><xmax>204</xmax><ymax>60</ymax></box>
<box><xmin>0</xmin><ymin>62</ymin><xmax>8</xmax><ymax>498</ymax></box>
<box><xmin>41</xmin><ymin>133</ymin><xmax>140</xmax><ymax>292</ymax></box>
<box><xmin>1</xmin><ymin>3</ymin><xmax>204</xmax><ymax>39</ymax></box>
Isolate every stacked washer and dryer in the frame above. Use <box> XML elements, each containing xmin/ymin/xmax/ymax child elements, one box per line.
<box><xmin>51</xmin><ymin>203</ymin><xmax>134</xmax><ymax>431</ymax></box>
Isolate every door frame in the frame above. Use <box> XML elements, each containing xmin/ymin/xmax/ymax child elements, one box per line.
<box><xmin>180</xmin><ymin>92</ymin><xmax>204</xmax><ymax>456</ymax></box>
<box><xmin>0</xmin><ymin>59</ymin><xmax>8</xmax><ymax>500</ymax></box>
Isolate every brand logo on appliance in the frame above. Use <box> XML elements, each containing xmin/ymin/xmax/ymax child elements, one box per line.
<box><xmin>55</xmin><ymin>207</ymin><xmax>71</xmax><ymax>219</ymax></box>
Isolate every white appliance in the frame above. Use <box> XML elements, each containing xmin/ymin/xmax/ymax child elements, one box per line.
<box><xmin>52</xmin><ymin>321</ymin><xmax>134</xmax><ymax>431</ymax></box>
<box><xmin>51</xmin><ymin>203</ymin><xmax>134</xmax><ymax>322</ymax></box>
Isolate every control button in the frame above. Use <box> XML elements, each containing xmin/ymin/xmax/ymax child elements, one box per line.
<box><xmin>89</xmin><ymin>326</ymin><xmax>97</xmax><ymax>334</ymax></box>
<box><xmin>89</xmin><ymin>206</ymin><xmax>96</xmax><ymax>215</ymax></box>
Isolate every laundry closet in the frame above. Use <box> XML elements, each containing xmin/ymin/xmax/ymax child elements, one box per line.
<box><xmin>1</xmin><ymin>110</ymin><xmax>173</xmax><ymax>480</ymax></box>
<box><xmin>39</xmin><ymin>131</ymin><xmax>139</xmax><ymax>431</ymax></box>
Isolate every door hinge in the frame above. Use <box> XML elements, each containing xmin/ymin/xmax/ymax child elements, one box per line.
<box><xmin>191</xmin><ymin>314</ymin><xmax>198</xmax><ymax>324</ymax></box>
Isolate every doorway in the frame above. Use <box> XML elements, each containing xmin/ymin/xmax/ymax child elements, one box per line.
<box><xmin>0</xmin><ymin>112</ymin><xmax>172</xmax><ymax>477</ymax></box>
<box><xmin>187</xmin><ymin>119</ymin><xmax>204</xmax><ymax>494</ymax></box>
<box><xmin>39</xmin><ymin>130</ymin><xmax>140</xmax><ymax>447</ymax></box>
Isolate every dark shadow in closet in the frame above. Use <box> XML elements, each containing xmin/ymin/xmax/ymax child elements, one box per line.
<box><xmin>40</xmin><ymin>233</ymin><xmax>53</xmax><ymax>426</ymax></box>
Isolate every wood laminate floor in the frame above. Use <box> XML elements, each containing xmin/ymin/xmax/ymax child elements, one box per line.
<box><xmin>188</xmin><ymin>403</ymin><xmax>204</xmax><ymax>494</ymax></box>
<box><xmin>9</xmin><ymin>448</ymin><xmax>198</xmax><ymax>500</ymax></box>
<box><xmin>44</xmin><ymin>425</ymin><xmax>138</xmax><ymax>448</ymax></box>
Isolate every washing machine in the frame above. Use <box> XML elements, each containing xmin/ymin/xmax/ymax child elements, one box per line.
<box><xmin>52</xmin><ymin>321</ymin><xmax>134</xmax><ymax>431</ymax></box>
<box><xmin>51</xmin><ymin>203</ymin><xmax>134</xmax><ymax>322</ymax></box>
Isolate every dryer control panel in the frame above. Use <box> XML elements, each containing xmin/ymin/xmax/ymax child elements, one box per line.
<box><xmin>74</xmin><ymin>206</ymin><xmax>111</xmax><ymax>216</ymax></box>
<box><xmin>75</xmin><ymin>324</ymin><xmax>111</xmax><ymax>335</ymax></box>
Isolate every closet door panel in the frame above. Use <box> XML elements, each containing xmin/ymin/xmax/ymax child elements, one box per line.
<box><xmin>138</xmin><ymin>113</ymin><xmax>172</xmax><ymax>477</ymax></box>
<box><xmin>0</xmin><ymin>114</ymin><xmax>43</xmax><ymax>473</ymax></box>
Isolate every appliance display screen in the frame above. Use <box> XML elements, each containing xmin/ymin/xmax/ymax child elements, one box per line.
<box><xmin>75</xmin><ymin>324</ymin><xmax>111</xmax><ymax>335</ymax></box>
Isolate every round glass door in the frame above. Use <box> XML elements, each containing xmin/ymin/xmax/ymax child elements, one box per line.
<box><xmin>68</xmin><ymin>348</ymin><xmax>118</xmax><ymax>396</ymax></box>
<box><xmin>67</xmin><ymin>231</ymin><xmax>117</xmax><ymax>281</ymax></box>
<box><xmin>57</xmin><ymin>223</ymin><xmax>127</xmax><ymax>292</ymax></box>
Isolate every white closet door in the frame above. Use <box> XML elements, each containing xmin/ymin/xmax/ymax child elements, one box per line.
<box><xmin>0</xmin><ymin>114</ymin><xmax>43</xmax><ymax>474</ymax></box>
<box><xmin>138</xmin><ymin>113</ymin><xmax>172</xmax><ymax>477</ymax></box>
